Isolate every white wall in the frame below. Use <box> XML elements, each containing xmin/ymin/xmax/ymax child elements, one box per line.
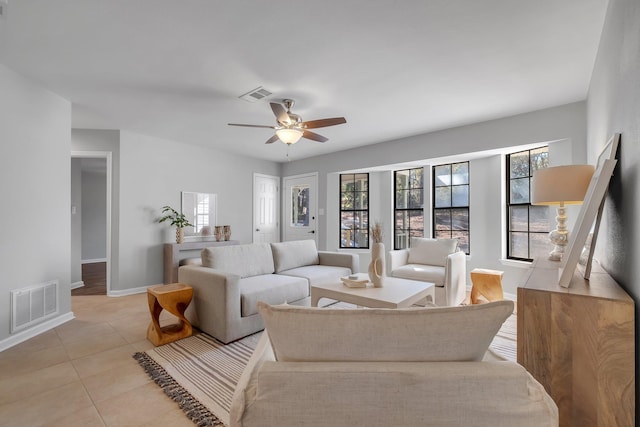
<box><xmin>81</xmin><ymin>169</ymin><xmax>107</xmax><ymax>260</ymax></box>
<box><xmin>284</xmin><ymin>102</ymin><xmax>587</xmax><ymax>295</ymax></box>
<box><xmin>587</xmin><ymin>0</ymin><xmax>640</xmax><ymax>410</ymax></box>
<box><xmin>116</xmin><ymin>131</ymin><xmax>281</xmax><ymax>291</ymax></box>
<box><xmin>0</xmin><ymin>64</ymin><xmax>72</xmax><ymax>344</ymax></box>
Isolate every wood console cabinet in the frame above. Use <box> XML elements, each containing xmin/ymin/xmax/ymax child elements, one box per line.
<box><xmin>517</xmin><ymin>260</ymin><xmax>634</xmax><ymax>426</ymax></box>
<box><xmin>163</xmin><ymin>240</ymin><xmax>239</xmax><ymax>284</ymax></box>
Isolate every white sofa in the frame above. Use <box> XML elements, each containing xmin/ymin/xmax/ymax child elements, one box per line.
<box><xmin>178</xmin><ymin>240</ymin><xmax>358</xmax><ymax>343</ymax></box>
<box><xmin>388</xmin><ymin>237</ymin><xmax>466</xmax><ymax>306</ymax></box>
<box><xmin>230</xmin><ymin>301</ymin><xmax>558</xmax><ymax>427</ymax></box>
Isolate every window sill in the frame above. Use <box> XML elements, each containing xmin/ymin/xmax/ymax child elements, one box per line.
<box><xmin>499</xmin><ymin>258</ymin><xmax>533</xmax><ymax>269</ymax></box>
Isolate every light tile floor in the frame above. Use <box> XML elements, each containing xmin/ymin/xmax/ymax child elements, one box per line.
<box><xmin>0</xmin><ymin>293</ymin><xmax>195</xmax><ymax>427</ymax></box>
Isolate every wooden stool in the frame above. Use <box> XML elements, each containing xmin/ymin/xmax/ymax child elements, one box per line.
<box><xmin>470</xmin><ymin>268</ymin><xmax>504</xmax><ymax>304</ymax></box>
<box><xmin>147</xmin><ymin>283</ymin><xmax>193</xmax><ymax>346</ymax></box>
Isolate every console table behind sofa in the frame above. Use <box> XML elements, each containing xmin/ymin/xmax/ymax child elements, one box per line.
<box><xmin>163</xmin><ymin>240</ymin><xmax>240</xmax><ymax>284</ymax></box>
<box><xmin>517</xmin><ymin>259</ymin><xmax>634</xmax><ymax>426</ymax></box>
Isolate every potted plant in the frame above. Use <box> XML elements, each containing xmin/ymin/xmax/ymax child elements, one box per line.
<box><xmin>158</xmin><ymin>205</ymin><xmax>193</xmax><ymax>244</ymax></box>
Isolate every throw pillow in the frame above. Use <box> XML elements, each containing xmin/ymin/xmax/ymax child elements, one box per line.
<box><xmin>258</xmin><ymin>300</ymin><xmax>513</xmax><ymax>362</ymax></box>
<box><xmin>407</xmin><ymin>237</ymin><xmax>458</xmax><ymax>266</ymax></box>
<box><xmin>270</xmin><ymin>240</ymin><xmax>320</xmax><ymax>273</ymax></box>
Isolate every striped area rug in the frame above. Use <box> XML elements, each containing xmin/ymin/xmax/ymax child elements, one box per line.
<box><xmin>134</xmin><ymin>307</ymin><xmax>517</xmax><ymax>427</ymax></box>
<box><xmin>133</xmin><ymin>332</ymin><xmax>261</xmax><ymax>427</ymax></box>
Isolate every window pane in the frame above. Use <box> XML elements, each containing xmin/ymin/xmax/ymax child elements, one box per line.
<box><xmin>510</xmin><ymin>232</ymin><xmax>529</xmax><ymax>258</ymax></box>
<box><xmin>291</xmin><ymin>185</ymin><xmax>309</xmax><ymax>227</ymax></box>
<box><xmin>355</xmin><ymin>211</ymin><xmax>368</xmax><ymax>230</ymax></box>
<box><xmin>510</xmin><ymin>206</ymin><xmax>529</xmax><ymax>232</ymax></box>
<box><xmin>354</xmin><ymin>174</ymin><xmax>368</xmax><ymax>191</ymax></box>
<box><xmin>435</xmin><ymin>187</ymin><xmax>451</xmax><ymax>208</ymax></box>
<box><xmin>452</xmin><ymin>186</ymin><xmax>468</xmax><ymax>207</ymax></box>
<box><xmin>410</xmin><ymin>228</ymin><xmax>424</xmax><ymax>238</ymax></box>
<box><xmin>452</xmin><ymin>163</ymin><xmax>469</xmax><ymax>185</ymax></box>
<box><xmin>530</xmin><ymin>148</ymin><xmax>549</xmax><ymax>172</ymax></box>
<box><xmin>354</xmin><ymin>192</ymin><xmax>368</xmax><ymax>209</ymax></box>
<box><xmin>408</xmin><ymin>209</ymin><xmax>423</xmax><ymax>229</ymax></box>
<box><xmin>396</xmin><ymin>189</ymin><xmax>408</xmax><ymax>209</ymax></box>
<box><xmin>341</xmin><ymin>212</ymin><xmax>355</xmax><ymax>230</ymax></box>
<box><xmin>435</xmin><ymin>210</ymin><xmax>451</xmax><ymax>230</ymax></box>
<box><xmin>409</xmin><ymin>189</ymin><xmax>423</xmax><ymax>209</ymax></box>
<box><xmin>341</xmin><ymin>230</ymin><xmax>355</xmax><ymax>247</ymax></box>
<box><xmin>510</xmin><ymin>178</ymin><xmax>530</xmax><ymax>204</ymax></box>
<box><xmin>510</xmin><ymin>151</ymin><xmax>530</xmax><ymax>179</ymax></box>
<box><xmin>451</xmin><ymin>208</ymin><xmax>469</xmax><ymax>230</ymax></box>
<box><xmin>435</xmin><ymin>230</ymin><xmax>452</xmax><ymax>239</ymax></box>
<box><xmin>341</xmin><ymin>191</ymin><xmax>353</xmax><ymax>210</ymax></box>
<box><xmin>434</xmin><ymin>165</ymin><xmax>451</xmax><ymax>187</ymax></box>
<box><xmin>410</xmin><ymin>168</ymin><xmax>424</xmax><ymax>189</ymax></box>
<box><xmin>354</xmin><ymin>230</ymin><xmax>368</xmax><ymax>247</ymax></box>
<box><xmin>396</xmin><ymin>170</ymin><xmax>409</xmax><ymax>191</ymax></box>
<box><xmin>395</xmin><ymin>210</ymin><xmax>409</xmax><ymax>230</ymax></box>
<box><xmin>452</xmin><ymin>231</ymin><xmax>469</xmax><ymax>253</ymax></box>
<box><xmin>530</xmin><ymin>206</ymin><xmax>549</xmax><ymax>232</ymax></box>
<box><xmin>340</xmin><ymin>174</ymin><xmax>354</xmax><ymax>192</ymax></box>
<box><xmin>510</xmin><ymin>206</ymin><xmax>528</xmax><ymax>232</ymax></box>
<box><xmin>530</xmin><ymin>232</ymin><xmax>550</xmax><ymax>260</ymax></box>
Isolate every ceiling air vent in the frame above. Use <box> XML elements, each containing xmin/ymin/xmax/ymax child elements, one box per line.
<box><xmin>239</xmin><ymin>86</ymin><xmax>272</xmax><ymax>103</ymax></box>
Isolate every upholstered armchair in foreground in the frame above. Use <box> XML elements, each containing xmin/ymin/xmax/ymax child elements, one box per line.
<box><xmin>388</xmin><ymin>237</ymin><xmax>466</xmax><ymax>306</ymax></box>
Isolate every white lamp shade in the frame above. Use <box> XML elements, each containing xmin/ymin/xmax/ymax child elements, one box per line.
<box><xmin>531</xmin><ymin>164</ymin><xmax>595</xmax><ymax>205</ymax></box>
<box><xmin>276</xmin><ymin>128</ymin><xmax>303</xmax><ymax>145</ymax></box>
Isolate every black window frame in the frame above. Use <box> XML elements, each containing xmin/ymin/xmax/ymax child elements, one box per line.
<box><xmin>506</xmin><ymin>146</ymin><xmax>549</xmax><ymax>261</ymax></box>
<box><xmin>393</xmin><ymin>168</ymin><xmax>424</xmax><ymax>250</ymax></box>
<box><xmin>432</xmin><ymin>161</ymin><xmax>470</xmax><ymax>254</ymax></box>
<box><xmin>339</xmin><ymin>173</ymin><xmax>370</xmax><ymax>249</ymax></box>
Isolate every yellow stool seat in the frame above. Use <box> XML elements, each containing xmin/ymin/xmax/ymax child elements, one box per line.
<box><xmin>470</xmin><ymin>268</ymin><xmax>504</xmax><ymax>304</ymax></box>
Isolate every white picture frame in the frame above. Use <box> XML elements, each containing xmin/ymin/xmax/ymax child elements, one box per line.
<box><xmin>558</xmin><ymin>157</ymin><xmax>617</xmax><ymax>287</ymax></box>
<box><xmin>581</xmin><ymin>133</ymin><xmax>620</xmax><ymax>278</ymax></box>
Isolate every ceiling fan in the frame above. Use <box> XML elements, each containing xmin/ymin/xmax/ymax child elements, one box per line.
<box><xmin>228</xmin><ymin>99</ymin><xmax>346</xmax><ymax>145</ymax></box>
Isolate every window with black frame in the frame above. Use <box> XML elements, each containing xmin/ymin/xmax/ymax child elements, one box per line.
<box><xmin>394</xmin><ymin>168</ymin><xmax>424</xmax><ymax>249</ymax></box>
<box><xmin>340</xmin><ymin>173</ymin><xmax>369</xmax><ymax>248</ymax></box>
<box><xmin>506</xmin><ymin>147</ymin><xmax>549</xmax><ymax>261</ymax></box>
<box><xmin>433</xmin><ymin>162</ymin><xmax>470</xmax><ymax>254</ymax></box>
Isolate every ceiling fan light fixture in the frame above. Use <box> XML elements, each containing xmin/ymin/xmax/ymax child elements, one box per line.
<box><xmin>276</xmin><ymin>127</ymin><xmax>303</xmax><ymax>145</ymax></box>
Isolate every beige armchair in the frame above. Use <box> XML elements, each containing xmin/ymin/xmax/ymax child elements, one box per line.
<box><xmin>388</xmin><ymin>237</ymin><xmax>466</xmax><ymax>306</ymax></box>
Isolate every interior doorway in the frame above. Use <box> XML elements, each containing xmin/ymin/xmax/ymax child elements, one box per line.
<box><xmin>70</xmin><ymin>151</ymin><xmax>112</xmax><ymax>295</ymax></box>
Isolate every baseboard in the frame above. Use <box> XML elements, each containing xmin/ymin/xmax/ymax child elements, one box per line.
<box><xmin>81</xmin><ymin>258</ymin><xmax>107</xmax><ymax>264</ymax></box>
<box><xmin>70</xmin><ymin>281</ymin><xmax>85</xmax><ymax>290</ymax></box>
<box><xmin>108</xmin><ymin>285</ymin><xmax>150</xmax><ymax>297</ymax></box>
<box><xmin>0</xmin><ymin>312</ymin><xmax>75</xmax><ymax>352</ymax></box>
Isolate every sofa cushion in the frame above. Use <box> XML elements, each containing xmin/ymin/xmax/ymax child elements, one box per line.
<box><xmin>239</xmin><ymin>275</ymin><xmax>309</xmax><ymax>317</ymax></box>
<box><xmin>270</xmin><ymin>240</ymin><xmax>319</xmax><ymax>273</ymax></box>
<box><xmin>390</xmin><ymin>264</ymin><xmax>445</xmax><ymax>287</ymax></box>
<box><xmin>278</xmin><ymin>265</ymin><xmax>352</xmax><ymax>287</ymax></box>
<box><xmin>201</xmin><ymin>243</ymin><xmax>274</xmax><ymax>278</ymax></box>
<box><xmin>258</xmin><ymin>300</ymin><xmax>513</xmax><ymax>362</ymax></box>
<box><xmin>407</xmin><ymin>237</ymin><xmax>458</xmax><ymax>266</ymax></box>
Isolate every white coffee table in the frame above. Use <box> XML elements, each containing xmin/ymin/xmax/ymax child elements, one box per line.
<box><xmin>311</xmin><ymin>273</ymin><xmax>434</xmax><ymax>308</ymax></box>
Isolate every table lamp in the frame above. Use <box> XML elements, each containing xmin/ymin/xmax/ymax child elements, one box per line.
<box><xmin>531</xmin><ymin>164</ymin><xmax>595</xmax><ymax>261</ymax></box>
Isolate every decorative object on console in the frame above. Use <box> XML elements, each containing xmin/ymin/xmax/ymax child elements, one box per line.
<box><xmin>215</xmin><ymin>226</ymin><xmax>223</xmax><ymax>241</ymax></box>
<box><xmin>158</xmin><ymin>205</ymin><xmax>194</xmax><ymax>244</ymax></box>
<box><xmin>201</xmin><ymin>226</ymin><xmax>212</xmax><ymax>237</ymax></box>
<box><xmin>368</xmin><ymin>222</ymin><xmax>385</xmax><ymax>287</ymax></box>
<box><xmin>224</xmin><ymin>225</ymin><xmax>231</xmax><ymax>241</ymax></box>
<box><xmin>531</xmin><ymin>164</ymin><xmax>594</xmax><ymax>261</ymax></box>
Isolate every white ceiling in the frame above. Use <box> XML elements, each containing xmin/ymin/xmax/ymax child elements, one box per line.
<box><xmin>0</xmin><ymin>0</ymin><xmax>608</xmax><ymax>163</ymax></box>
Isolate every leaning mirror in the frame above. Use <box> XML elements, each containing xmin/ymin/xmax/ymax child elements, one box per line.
<box><xmin>181</xmin><ymin>192</ymin><xmax>217</xmax><ymax>238</ymax></box>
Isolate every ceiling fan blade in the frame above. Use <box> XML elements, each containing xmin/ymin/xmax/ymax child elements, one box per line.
<box><xmin>228</xmin><ymin>123</ymin><xmax>275</xmax><ymax>129</ymax></box>
<box><xmin>302</xmin><ymin>130</ymin><xmax>328</xmax><ymax>143</ymax></box>
<box><xmin>302</xmin><ymin>117</ymin><xmax>347</xmax><ymax>129</ymax></box>
<box><xmin>270</xmin><ymin>103</ymin><xmax>290</xmax><ymax>125</ymax></box>
<box><xmin>265</xmin><ymin>134</ymin><xmax>280</xmax><ymax>144</ymax></box>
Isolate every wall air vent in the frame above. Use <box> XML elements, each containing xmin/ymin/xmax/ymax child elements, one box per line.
<box><xmin>11</xmin><ymin>280</ymin><xmax>59</xmax><ymax>333</ymax></box>
<box><xmin>239</xmin><ymin>86</ymin><xmax>272</xmax><ymax>103</ymax></box>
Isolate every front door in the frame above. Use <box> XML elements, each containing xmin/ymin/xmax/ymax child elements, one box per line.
<box><xmin>253</xmin><ymin>173</ymin><xmax>280</xmax><ymax>243</ymax></box>
<box><xmin>283</xmin><ymin>173</ymin><xmax>318</xmax><ymax>244</ymax></box>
